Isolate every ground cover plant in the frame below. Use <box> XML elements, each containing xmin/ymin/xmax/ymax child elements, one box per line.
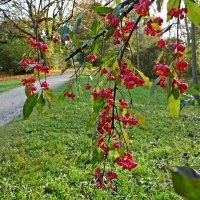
<box><xmin>0</xmin><ymin>79</ymin><xmax>22</xmax><ymax>92</ymax></box>
<box><xmin>0</xmin><ymin>76</ymin><xmax>199</xmax><ymax>199</ymax></box>
<box><xmin>1</xmin><ymin>0</ymin><xmax>200</xmax><ymax>199</ymax></box>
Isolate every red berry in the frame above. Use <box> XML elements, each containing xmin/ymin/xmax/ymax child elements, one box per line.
<box><xmin>52</xmin><ymin>36</ymin><xmax>59</xmax><ymax>43</ymax></box>
<box><xmin>101</xmin><ymin>68</ymin><xmax>108</xmax><ymax>74</ymax></box>
<box><xmin>85</xmin><ymin>83</ymin><xmax>91</xmax><ymax>90</ymax></box>
<box><xmin>176</xmin><ymin>43</ymin><xmax>186</xmax><ymax>52</ymax></box>
<box><xmin>37</xmin><ymin>18</ymin><xmax>43</xmax><ymax>24</ymax></box>
<box><xmin>157</xmin><ymin>39</ymin><xmax>166</xmax><ymax>48</ymax></box>
<box><xmin>176</xmin><ymin>51</ymin><xmax>183</xmax><ymax>58</ymax></box>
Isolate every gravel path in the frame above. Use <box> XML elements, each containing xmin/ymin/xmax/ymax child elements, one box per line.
<box><xmin>0</xmin><ymin>73</ymin><xmax>73</xmax><ymax>126</ymax></box>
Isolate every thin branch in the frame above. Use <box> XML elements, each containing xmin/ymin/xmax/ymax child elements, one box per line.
<box><xmin>1</xmin><ymin>9</ymin><xmax>33</xmax><ymax>37</ymax></box>
<box><xmin>56</xmin><ymin>0</ymin><xmax>76</xmax><ymax>28</ymax></box>
<box><xmin>64</xmin><ymin>1</ymin><xmax>136</xmax><ymax>64</ymax></box>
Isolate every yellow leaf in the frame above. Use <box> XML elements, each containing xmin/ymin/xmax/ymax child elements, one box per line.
<box><xmin>152</xmin><ymin>22</ymin><xmax>161</xmax><ymax>30</ymax></box>
<box><xmin>122</xmin><ymin>108</ymin><xmax>127</xmax><ymax>117</ymax></box>
<box><xmin>137</xmin><ymin>69</ymin><xmax>152</xmax><ymax>88</ymax></box>
<box><xmin>112</xmin><ymin>60</ymin><xmax>120</xmax><ymax>75</ymax></box>
<box><xmin>114</xmin><ymin>151</ymin><xmax>120</xmax><ymax>158</ymax></box>
<box><xmin>135</xmin><ymin>111</ymin><xmax>148</xmax><ymax>129</ymax></box>
<box><xmin>122</xmin><ymin>128</ymin><xmax>130</xmax><ymax>144</ymax></box>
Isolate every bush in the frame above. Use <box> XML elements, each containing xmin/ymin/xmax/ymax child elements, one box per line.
<box><xmin>0</xmin><ymin>38</ymin><xmax>31</xmax><ymax>74</ymax></box>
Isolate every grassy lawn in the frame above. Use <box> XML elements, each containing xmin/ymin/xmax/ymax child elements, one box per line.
<box><xmin>0</xmin><ymin>76</ymin><xmax>199</xmax><ymax>199</ymax></box>
<box><xmin>0</xmin><ymin>79</ymin><xmax>22</xmax><ymax>92</ymax></box>
<box><xmin>0</xmin><ymin>70</ymin><xmax>63</xmax><ymax>93</ymax></box>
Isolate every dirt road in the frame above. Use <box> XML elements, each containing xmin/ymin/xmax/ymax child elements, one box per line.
<box><xmin>0</xmin><ymin>73</ymin><xmax>72</xmax><ymax>126</ymax></box>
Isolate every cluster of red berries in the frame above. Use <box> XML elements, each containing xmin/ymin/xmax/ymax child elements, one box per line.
<box><xmin>41</xmin><ymin>81</ymin><xmax>49</xmax><ymax>90</ymax></box>
<box><xmin>95</xmin><ymin>168</ymin><xmax>117</xmax><ymax>189</ymax></box>
<box><xmin>107</xmin><ymin>13</ymin><xmax>120</xmax><ymax>27</ymax></box>
<box><xmin>174</xmin><ymin>60</ymin><xmax>189</xmax><ymax>72</ymax></box>
<box><xmin>134</xmin><ymin>0</ymin><xmax>151</xmax><ymax>16</ymax></box>
<box><xmin>35</xmin><ymin>64</ymin><xmax>50</xmax><ymax>73</ymax></box>
<box><xmin>21</xmin><ymin>77</ymin><xmax>37</xmax><ymax>94</ymax></box>
<box><xmin>19</xmin><ymin>59</ymin><xmax>35</xmax><ymax>69</ymax></box>
<box><xmin>91</xmin><ymin>88</ymin><xmax>113</xmax><ymax>101</ymax></box>
<box><xmin>122</xmin><ymin>21</ymin><xmax>139</xmax><ymax>34</ymax></box>
<box><xmin>171</xmin><ymin>42</ymin><xmax>186</xmax><ymax>58</ymax></box>
<box><xmin>153</xmin><ymin>64</ymin><xmax>169</xmax><ymax>77</ymax></box>
<box><xmin>153</xmin><ymin>63</ymin><xmax>170</xmax><ymax>90</ymax></box>
<box><xmin>27</xmin><ymin>85</ymin><xmax>37</xmax><ymax>94</ymax></box>
<box><xmin>167</xmin><ymin>8</ymin><xmax>188</xmax><ymax>20</ymax></box>
<box><xmin>145</xmin><ymin>17</ymin><xmax>163</xmax><ymax>36</ymax></box>
<box><xmin>22</xmin><ymin>77</ymin><xmax>36</xmax><ymax>86</ymax></box>
<box><xmin>112</xmin><ymin>21</ymin><xmax>139</xmax><ymax>45</ymax></box>
<box><xmin>27</xmin><ymin>36</ymin><xmax>48</xmax><ymax>52</ymax></box>
<box><xmin>173</xmin><ymin>78</ymin><xmax>189</xmax><ymax>93</ymax></box>
<box><xmin>115</xmin><ymin>152</ymin><xmax>137</xmax><ymax>171</ymax></box>
<box><xmin>64</xmin><ymin>92</ymin><xmax>75</xmax><ymax>101</ymax></box>
<box><xmin>120</xmin><ymin>61</ymin><xmax>145</xmax><ymax>89</ymax></box>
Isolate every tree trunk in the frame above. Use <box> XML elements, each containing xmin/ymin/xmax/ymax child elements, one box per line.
<box><xmin>184</xmin><ymin>16</ymin><xmax>190</xmax><ymax>45</ymax></box>
<box><xmin>191</xmin><ymin>23</ymin><xmax>198</xmax><ymax>85</ymax></box>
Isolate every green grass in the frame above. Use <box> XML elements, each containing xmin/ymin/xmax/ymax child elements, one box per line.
<box><xmin>0</xmin><ymin>79</ymin><xmax>22</xmax><ymax>92</ymax></box>
<box><xmin>0</xmin><ymin>76</ymin><xmax>199</xmax><ymax>199</ymax></box>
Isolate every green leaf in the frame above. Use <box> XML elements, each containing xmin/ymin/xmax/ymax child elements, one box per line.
<box><xmin>168</xmin><ymin>87</ymin><xmax>180</xmax><ymax>122</ymax></box>
<box><xmin>184</xmin><ymin>0</ymin><xmax>200</xmax><ymax>28</ymax></box>
<box><xmin>23</xmin><ymin>94</ymin><xmax>38</xmax><ymax>119</ymax></box>
<box><xmin>168</xmin><ymin>166</ymin><xmax>200</xmax><ymax>200</ymax></box>
<box><xmin>91</xmin><ymin>148</ymin><xmax>100</xmax><ymax>165</ymax></box>
<box><xmin>86</xmin><ymin>97</ymin><xmax>105</xmax><ymax>131</ymax></box>
<box><xmin>92</xmin><ymin>6</ymin><xmax>113</xmax><ymax>15</ymax></box>
<box><xmin>36</xmin><ymin>93</ymin><xmax>45</xmax><ymax>114</ymax></box>
<box><xmin>137</xmin><ymin>69</ymin><xmax>152</xmax><ymax>88</ymax></box>
<box><xmin>44</xmin><ymin>89</ymin><xmax>55</xmax><ymax>108</ymax></box>
<box><xmin>115</xmin><ymin>0</ymin><xmax>120</xmax><ymax>5</ymax></box>
<box><xmin>85</xmin><ymin>62</ymin><xmax>92</xmax><ymax>70</ymax></box>
<box><xmin>113</xmin><ymin>4</ymin><xmax>122</xmax><ymax>17</ymax></box>
<box><xmin>25</xmin><ymin>85</ymin><xmax>29</xmax><ymax>97</ymax></box>
<box><xmin>124</xmin><ymin>58</ymin><xmax>133</xmax><ymax>69</ymax></box>
<box><xmin>88</xmin><ymin>18</ymin><xmax>99</xmax><ymax>37</ymax></box>
<box><xmin>149</xmin><ymin>77</ymin><xmax>160</xmax><ymax>97</ymax></box>
<box><xmin>73</xmin><ymin>13</ymin><xmax>83</xmax><ymax>32</ymax></box>
<box><xmin>93</xmin><ymin>97</ymin><xmax>105</xmax><ymax>113</ymax></box>
<box><xmin>86</xmin><ymin>113</ymin><xmax>97</xmax><ymax>131</ymax></box>
<box><xmin>167</xmin><ymin>0</ymin><xmax>179</xmax><ymax>11</ymax></box>
<box><xmin>91</xmin><ymin>3</ymin><xmax>102</xmax><ymax>10</ymax></box>
<box><xmin>102</xmin><ymin>56</ymin><xmax>116</xmax><ymax>69</ymax></box>
<box><xmin>61</xmin><ymin>26</ymin><xmax>79</xmax><ymax>45</ymax></box>
<box><xmin>90</xmin><ymin>38</ymin><xmax>101</xmax><ymax>54</ymax></box>
<box><xmin>67</xmin><ymin>27</ymin><xmax>79</xmax><ymax>46</ymax></box>
<box><xmin>61</xmin><ymin>25</ymin><xmax>68</xmax><ymax>42</ymax></box>
<box><xmin>105</xmin><ymin>26</ymin><xmax>117</xmax><ymax>40</ymax></box>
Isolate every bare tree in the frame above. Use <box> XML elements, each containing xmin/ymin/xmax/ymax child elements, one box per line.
<box><xmin>0</xmin><ymin>0</ymin><xmax>76</xmax><ymax>39</ymax></box>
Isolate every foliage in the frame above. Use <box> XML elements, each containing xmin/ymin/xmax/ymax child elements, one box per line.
<box><xmin>0</xmin><ymin>39</ymin><xmax>31</xmax><ymax>74</ymax></box>
<box><xmin>168</xmin><ymin>166</ymin><xmax>200</xmax><ymax>200</ymax></box>
<box><xmin>1</xmin><ymin>0</ymin><xmax>200</xmax><ymax>196</ymax></box>
<box><xmin>0</xmin><ymin>79</ymin><xmax>199</xmax><ymax>199</ymax></box>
